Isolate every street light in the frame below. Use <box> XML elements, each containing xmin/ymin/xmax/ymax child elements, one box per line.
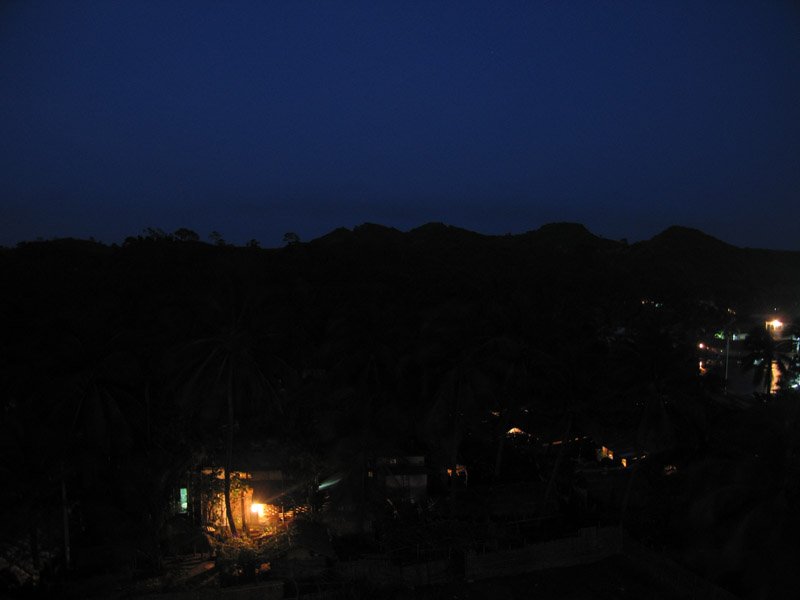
<box><xmin>768</xmin><ymin>319</ymin><xmax>783</xmax><ymax>331</ymax></box>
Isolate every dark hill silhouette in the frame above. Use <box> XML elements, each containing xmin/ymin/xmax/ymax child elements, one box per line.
<box><xmin>4</xmin><ymin>222</ymin><xmax>800</xmax><ymax>319</ymax></box>
<box><xmin>307</xmin><ymin>226</ymin><xmax>353</xmax><ymax>245</ymax></box>
<box><xmin>407</xmin><ymin>222</ymin><xmax>485</xmax><ymax>243</ymax></box>
<box><xmin>627</xmin><ymin>226</ymin><xmax>744</xmax><ymax>301</ymax></box>
<box><xmin>622</xmin><ymin>225</ymin><xmax>800</xmax><ymax>312</ymax></box>
<box><xmin>518</xmin><ymin>222</ymin><xmax>616</xmax><ymax>251</ymax></box>
<box><xmin>353</xmin><ymin>222</ymin><xmax>404</xmax><ymax>240</ymax></box>
<box><xmin>650</xmin><ymin>225</ymin><xmax>736</xmax><ymax>249</ymax></box>
<box><xmin>4</xmin><ymin>222</ymin><xmax>799</xmax><ymax>600</ymax></box>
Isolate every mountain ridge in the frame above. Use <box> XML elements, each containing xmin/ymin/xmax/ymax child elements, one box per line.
<box><xmin>5</xmin><ymin>221</ymin><xmax>799</xmax><ymax>316</ymax></box>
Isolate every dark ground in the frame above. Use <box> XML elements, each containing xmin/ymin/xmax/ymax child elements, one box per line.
<box><xmin>415</xmin><ymin>555</ymin><xmax>683</xmax><ymax>600</ymax></box>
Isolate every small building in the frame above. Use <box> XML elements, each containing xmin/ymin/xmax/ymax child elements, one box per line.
<box><xmin>174</xmin><ymin>452</ymin><xmax>309</xmax><ymax>537</ymax></box>
<box><xmin>367</xmin><ymin>455</ymin><xmax>428</xmax><ymax>504</ymax></box>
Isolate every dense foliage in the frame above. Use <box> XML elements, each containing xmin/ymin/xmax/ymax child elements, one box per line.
<box><xmin>2</xmin><ymin>222</ymin><xmax>800</xmax><ymax>598</ymax></box>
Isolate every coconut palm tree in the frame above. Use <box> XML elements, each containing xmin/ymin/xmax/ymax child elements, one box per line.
<box><xmin>4</xmin><ymin>326</ymin><xmax>141</xmax><ymax>579</ymax></box>
<box><xmin>677</xmin><ymin>392</ymin><xmax>800</xmax><ymax>597</ymax></box>
<box><xmin>604</xmin><ymin>315</ymin><xmax>708</xmax><ymax>533</ymax></box>
<box><xmin>48</xmin><ymin>330</ymin><xmax>139</xmax><ymax>480</ymax></box>
<box><xmin>0</xmin><ymin>401</ymin><xmax>64</xmax><ymax>582</ymax></box>
<box><xmin>171</xmin><ymin>293</ymin><xmax>288</xmax><ymax>537</ymax></box>
<box><xmin>418</xmin><ymin>336</ymin><xmax>500</xmax><ymax>487</ymax></box>
<box><xmin>479</xmin><ymin>335</ymin><xmax>533</xmax><ymax>480</ymax></box>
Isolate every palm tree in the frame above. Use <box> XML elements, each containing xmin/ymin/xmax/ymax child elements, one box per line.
<box><xmin>421</xmin><ymin>341</ymin><xmax>496</xmax><ymax>484</ymax></box>
<box><xmin>604</xmin><ymin>315</ymin><xmax>708</xmax><ymax>533</ymax></box>
<box><xmin>48</xmin><ymin>330</ymin><xmax>140</xmax><ymax>486</ymax></box>
<box><xmin>480</xmin><ymin>335</ymin><xmax>532</xmax><ymax>480</ymax></box>
<box><xmin>3</xmin><ymin>326</ymin><xmax>140</xmax><ymax>579</ymax></box>
<box><xmin>677</xmin><ymin>393</ymin><xmax>800</xmax><ymax>597</ymax></box>
<box><xmin>0</xmin><ymin>402</ymin><xmax>64</xmax><ymax>581</ymax></box>
<box><xmin>524</xmin><ymin>321</ymin><xmax>610</xmax><ymax>518</ymax></box>
<box><xmin>476</xmin><ymin>333</ymin><xmax>572</xmax><ymax>483</ymax></box>
<box><xmin>314</xmin><ymin>306</ymin><xmax>403</xmax><ymax>447</ymax></box>
<box><xmin>172</xmin><ymin>295</ymin><xmax>287</xmax><ymax>537</ymax></box>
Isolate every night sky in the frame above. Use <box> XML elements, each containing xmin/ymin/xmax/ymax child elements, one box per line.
<box><xmin>2</xmin><ymin>1</ymin><xmax>799</xmax><ymax>249</ymax></box>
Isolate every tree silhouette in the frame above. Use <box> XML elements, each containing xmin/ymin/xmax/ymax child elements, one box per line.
<box><xmin>678</xmin><ymin>393</ymin><xmax>800</xmax><ymax>597</ymax></box>
<box><xmin>49</xmin><ymin>331</ymin><xmax>138</xmax><ymax>475</ymax></box>
<box><xmin>172</xmin><ymin>292</ymin><xmax>285</xmax><ymax>536</ymax></box>
<box><xmin>282</xmin><ymin>232</ymin><xmax>301</xmax><ymax>246</ymax></box>
<box><xmin>208</xmin><ymin>231</ymin><xmax>226</xmax><ymax>246</ymax></box>
<box><xmin>173</xmin><ymin>228</ymin><xmax>200</xmax><ymax>242</ymax></box>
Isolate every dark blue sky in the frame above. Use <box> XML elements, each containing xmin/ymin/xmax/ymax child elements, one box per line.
<box><xmin>2</xmin><ymin>1</ymin><xmax>799</xmax><ymax>248</ymax></box>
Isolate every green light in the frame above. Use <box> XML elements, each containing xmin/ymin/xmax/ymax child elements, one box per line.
<box><xmin>319</xmin><ymin>475</ymin><xmax>343</xmax><ymax>490</ymax></box>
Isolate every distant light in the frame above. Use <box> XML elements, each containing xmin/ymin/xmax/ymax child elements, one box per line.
<box><xmin>506</xmin><ymin>427</ymin><xmax>526</xmax><ymax>436</ymax></box>
<box><xmin>769</xmin><ymin>319</ymin><xmax>783</xmax><ymax>330</ymax></box>
<box><xmin>698</xmin><ymin>343</ymin><xmax>705</xmax><ymax>349</ymax></box>
<box><xmin>448</xmin><ymin>464</ymin><xmax>468</xmax><ymax>477</ymax></box>
<box><xmin>597</xmin><ymin>446</ymin><xmax>613</xmax><ymax>461</ymax></box>
<box><xmin>319</xmin><ymin>475</ymin><xmax>343</xmax><ymax>490</ymax></box>
<box><xmin>251</xmin><ymin>503</ymin><xmax>265</xmax><ymax>517</ymax></box>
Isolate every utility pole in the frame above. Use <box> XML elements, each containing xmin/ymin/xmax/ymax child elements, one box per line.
<box><xmin>723</xmin><ymin>317</ymin><xmax>736</xmax><ymax>395</ymax></box>
<box><xmin>61</xmin><ymin>462</ymin><xmax>71</xmax><ymax>570</ymax></box>
<box><xmin>724</xmin><ymin>332</ymin><xmax>730</xmax><ymax>395</ymax></box>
